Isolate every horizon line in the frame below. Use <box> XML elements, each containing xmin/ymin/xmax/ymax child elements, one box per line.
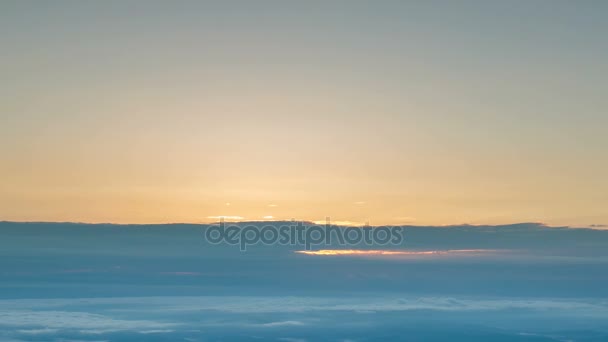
<box><xmin>1</xmin><ymin>220</ymin><xmax>601</xmax><ymax>230</ymax></box>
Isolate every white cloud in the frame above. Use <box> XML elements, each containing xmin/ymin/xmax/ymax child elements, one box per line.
<box><xmin>312</xmin><ymin>220</ymin><xmax>366</xmax><ymax>227</ymax></box>
<box><xmin>206</xmin><ymin>216</ymin><xmax>244</xmax><ymax>221</ymax></box>
<box><xmin>0</xmin><ymin>310</ymin><xmax>177</xmax><ymax>333</ymax></box>
<box><xmin>138</xmin><ymin>329</ymin><xmax>175</xmax><ymax>334</ymax></box>
<box><xmin>1</xmin><ymin>294</ymin><xmax>607</xmax><ymax>340</ymax></box>
<box><xmin>16</xmin><ymin>328</ymin><xmax>58</xmax><ymax>335</ymax></box>
<box><xmin>3</xmin><ymin>296</ymin><xmax>605</xmax><ymax>316</ymax></box>
<box><xmin>255</xmin><ymin>321</ymin><xmax>305</xmax><ymax>328</ymax></box>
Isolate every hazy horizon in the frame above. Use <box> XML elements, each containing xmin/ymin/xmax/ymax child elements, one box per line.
<box><xmin>1</xmin><ymin>219</ymin><xmax>605</xmax><ymax>230</ymax></box>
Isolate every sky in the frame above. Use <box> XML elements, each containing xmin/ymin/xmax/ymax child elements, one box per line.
<box><xmin>1</xmin><ymin>1</ymin><xmax>607</xmax><ymax>226</ymax></box>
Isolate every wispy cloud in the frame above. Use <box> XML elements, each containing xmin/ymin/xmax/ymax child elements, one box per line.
<box><xmin>279</xmin><ymin>338</ymin><xmax>307</xmax><ymax>342</ymax></box>
<box><xmin>0</xmin><ymin>310</ymin><xmax>178</xmax><ymax>333</ymax></box>
<box><xmin>207</xmin><ymin>216</ymin><xmax>244</xmax><ymax>221</ymax></box>
<box><xmin>160</xmin><ymin>272</ymin><xmax>201</xmax><ymax>276</ymax></box>
<box><xmin>254</xmin><ymin>321</ymin><xmax>305</xmax><ymax>328</ymax></box>
<box><xmin>311</xmin><ymin>220</ymin><xmax>366</xmax><ymax>227</ymax></box>
<box><xmin>295</xmin><ymin>249</ymin><xmax>498</xmax><ymax>257</ymax></box>
<box><xmin>4</xmin><ymin>296</ymin><xmax>605</xmax><ymax>315</ymax></box>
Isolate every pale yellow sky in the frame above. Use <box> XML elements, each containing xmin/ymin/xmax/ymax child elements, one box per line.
<box><xmin>1</xmin><ymin>2</ymin><xmax>607</xmax><ymax>226</ymax></box>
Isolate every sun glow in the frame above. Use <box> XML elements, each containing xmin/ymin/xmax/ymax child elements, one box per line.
<box><xmin>295</xmin><ymin>249</ymin><xmax>496</xmax><ymax>256</ymax></box>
